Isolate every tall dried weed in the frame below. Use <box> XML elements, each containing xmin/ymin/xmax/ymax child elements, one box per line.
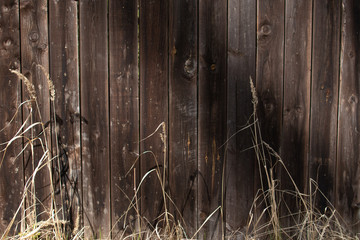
<box><xmin>1</xmin><ymin>74</ymin><xmax>358</xmax><ymax>240</ymax></box>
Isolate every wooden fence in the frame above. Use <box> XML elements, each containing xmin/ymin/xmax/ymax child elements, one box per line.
<box><xmin>0</xmin><ymin>0</ymin><xmax>359</xmax><ymax>239</ymax></box>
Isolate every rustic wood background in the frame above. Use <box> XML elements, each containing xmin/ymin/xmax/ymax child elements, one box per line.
<box><xmin>0</xmin><ymin>0</ymin><xmax>359</xmax><ymax>239</ymax></box>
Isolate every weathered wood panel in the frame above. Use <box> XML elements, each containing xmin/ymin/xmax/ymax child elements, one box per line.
<box><xmin>0</xmin><ymin>0</ymin><xmax>22</xmax><ymax>234</ymax></box>
<box><xmin>49</xmin><ymin>0</ymin><xmax>81</xmax><ymax>231</ymax></box>
<box><xmin>281</xmin><ymin>0</ymin><xmax>312</xmax><ymax>227</ymax></box>
<box><xmin>168</xmin><ymin>0</ymin><xmax>198</xmax><ymax>236</ymax></box>
<box><xmin>337</xmin><ymin>0</ymin><xmax>360</xmax><ymax>231</ymax></box>
<box><xmin>310</xmin><ymin>0</ymin><xmax>340</xmax><ymax>212</ymax></box>
<box><xmin>198</xmin><ymin>0</ymin><xmax>227</xmax><ymax>238</ymax></box>
<box><xmin>255</xmin><ymin>0</ymin><xmax>284</xmax><ymax>231</ymax></box>
<box><xmin>79</xmin><ymin>1</ymin><xmax>110</xmax><ymax>238</ymax></box>
<box><xmin>109</xmin><ymin>0</ymin><xmax>139</xmax><ymax>238</ymax></box>
<box><xmin>2</xmin><ymin>1</ymin><xmax>360</xmax><ymax>238</ymax></box>
<box><xmin>20</xmin><ymin>0</ymin><xmax>51</xmax><ymax>221</ymax></box>
<box><xmin>226</xmin><ymin>0</ymin><xmax>256</xmax><ymax>235</ymax></box>
<box><xmin>139</xmin><ymin>0</ymin><xmax>169</xmax><ymax>228</ymax></box>
<box><xmin>256</xmin><ymin>0</ymin><xmax>284</xmax><ymax>156</ymax></box>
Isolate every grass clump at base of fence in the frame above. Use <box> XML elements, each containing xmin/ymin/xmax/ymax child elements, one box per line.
<box><xmin>237</xmin><ymin>78</ymin><xmax>358</xmax><ymax>240</ymax></box>
<box><xmin>0</xmin><ymin>72</ymin><xmax>358</xmax><ymax>239</ymax></box>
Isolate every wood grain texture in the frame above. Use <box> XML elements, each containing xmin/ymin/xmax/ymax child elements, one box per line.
<box><xmin>198</xmin><ymin>0</ymin><xmax>227</xmax><ymax>238</ymax></box>
<box><xmin>310</xmin><ymin>0</ymin><xmax>340</xmax><ymax>212</ymax></box>
<box><xmin>226</xmin><ymin>0</ymin><xmax>256</xmax><ymax>234</ymax></box>
<box><xmin>255</xmin><ymin>0</ymin><xmax>284</xmax><ymax>230</ymax></box>
<box><xmin>168</xmin><ymin>0</ymin><xmax>198</xmax><ymax>235</ymax></box>
<box><xmin>49</xmin><ymin>0</ymin><xmax>81</xmax><ymax>231</ymax></box>
<box><xmin>20</xmin><ymin>0</ymin><xmax>51</xmax><ymax>221</ymax></box>
<box><xmin>1</xmin><ymin>1</ymin><xmax>360</xmax><ymax>237</ymax></box>
<box><xmin>0</xmin><ymin>0</ymin><xmax>22</xmax><ymax>234</ymax></box>
<box><xmin>139</xmin><ymin>0</ymin><xmax>169</xmax><ymax>228</ymax></box>
<box><xmin>281</xmin><ymin>0</ymin><xmax>312</xmax><ymax>227</ymax></box>
<box><xmin>109</xmin><ymin>0</ymin><xmax>139</xmax><ymax>238</ymax></box>
<box><xmin>337</xmin><ymin>0</ymin><xmax>360</xmax><ymax>232</ymax></box>
<box><xmin>256</xmin><ymin>0</ymin><xmax>284</xmax><ymax>153</ymax></box>
<box><xmin>79</xmin><ymin>1</ymin><xmax>110</xmax><ymax>238</ymax></box>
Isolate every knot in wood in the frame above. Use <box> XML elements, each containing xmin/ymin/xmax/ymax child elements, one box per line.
<box><xmin>260</xmin><ymin>24</ymin><xmax>271</xmax><ymax>36</ymax></box>
<box><xmin>183</xmin><ymin>58</ymin><xmax>196</xmax><ymax>79</ymax></box>
<box><xmin>348</xmin><ymin>94</ymin><xmax>358</xmax><ymax>104</ymax></box>
<box><xmin>29</xmin><ymin>31</ymin><xmax>39</xmax><ymax>42</ymax></box>
<box><xmin>3</xmin><ymin>38</ymin><xmax>12</xmax><ymax>48</ymax></box>
<box><xmin>10</xmin><ymin>59</ymin><xmax>20</xmax><ymax>70</ymax></box>
<box><xmin>263</xmin><ymin>102</ymin><xmax>274</xmax><ymax>114</ymax></box>
<box><xmin>349</xmin><ymin>51</ymin><xmax>354</xmax><ymax>58</ymax></box>
<box><xmin>2</xmin><ymin>5</ymin><xmax>9</xmax><ymax>13</ymax></box>
<box><xmin>295</xmin><ymin>106</ymin><xmax>302</xmax><ymax>113</ymax></box>
<box><xmin>37</xmin><ymin>43</ymin><xmax>48</xmax><ymax>52</ymax></box>
<box><xmin>352</xmin><ymin>202</ymin><xmax>360</xmax><ymax>209</ymax></box>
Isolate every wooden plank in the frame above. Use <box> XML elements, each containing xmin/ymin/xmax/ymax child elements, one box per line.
<box><xmin>310</xmin><ymin>0</ymin><xmax>340</xmax><ymax>212</ymax></box>
<box><xmin>255</xmin><ymin>0</ymin><xmax>284</xmax><ymax>232</ymax></box>
<box><xmin>109</xmin><ymin>0</ymin><xmax>139</xmax><ymax>237</ymax></box>
<box><xmin>226</xmin><ymin>0</ymin><xmax>256</xmax><ymax>235</ymax></box>
<box><xmin>0</xmin><ymin>0</ymin><xmax>22</xmax><ymax>234</ymax></box>
<box><xmin>256</xmin><ymin>0</ymin><xmax>284</xmax><ymax>157</ymax></box>
<box><xmin>49</xmin><ymin>0</ymin><xmax>81</xmax><ymax>231</ymax></box>
<box><xmin>139</xmin><ymin>0</ymin><xmax>168</xmax><ymax>229</ymax></box>
<box><xmin>79</xmin><ymin>1</ymin><xmax>110</xmax><ymax>238</ymax></box>
<box><xmin>168</xmin><ymin>0</ymin><xmax>198</xmax><ymax>236</ymax></box>
<box><xmin>198</xmin><ymin>0</ymin><xmax>227</xmax><ymax>238</ymax></box>
<box><xmin>20</xmin><ymin>0</ymin><xmax>51</xmax><ymax>222</ymax></box>
<box><xmin>281</xmin><ymin>0</ymin><xmax>312</xmax><ymax>227</ymax></box>
<box><xmin>336</xmin><ymin>0</ymin><xmax>360</xmax><ymax>232</ymax></box>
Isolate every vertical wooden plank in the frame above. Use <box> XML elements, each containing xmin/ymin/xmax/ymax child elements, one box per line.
<box><xmin>0</xmin><ymin>0</ymin><xmax>22</xmax><ymax>234</ymax></box>
<box><xmin>226</xmin><ymin>0</ymin><xmax>256</xmax><ymax>234</ymax></box>
<box><xmin>256</xmin><ymin>0</ymin><xmax>284</xmax><ymax>157</ymax></box>
<box><xmin>168</xmin><ymin>0</ymin><xmax>198</xmax><ymax>235</ymax></box>
<box><xmin>255</xmin><ymin>0</ymin><xmax>284</xmax><ymax>231</ymax></box>
<box><xmin>20</xmin><ymin>0</ymin><xmax>51</xmax><ymax>221</ymax></box>
<box><xmin>310</xmin><ymin>0</ymin><xmax>340</xmax><ymax>212</ymax></box>
<box><xmin>79</xmin><ymin>1</ymin><xmax>109</xmax><ymax>238</ymax></box>
<box><xmin>337</xmin><ymin>0</ymin><xmax>360</xmax><ymax>232</ymax></box>
<box><xmin>139</xmin><ymin>0</ymin><xmax>168</xmax><ymax>228</ymax></box>
<box><xmin>198</xmin><ymin>0</ymin><xmax>227</xmax><ymax>238</ymax></box>
<box><xmin>109</xmin><ymin>0</ymin><xmax>139</xmax><ymax>237</ymax></box>
<box><xmin>282</xmin><ymin>0</ymin><xmax>312</xmax><ymax>225</ymax></box>
<box><xmin>49</xmin><ymin>0</ymin><xmax>81</xmax><ymax>231</ymax></box>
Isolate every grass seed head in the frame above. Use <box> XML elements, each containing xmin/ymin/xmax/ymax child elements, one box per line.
<box><xmin>10</xmin><ymin>69</ymin><xmax>36</xmax><ymax>101</ymax></box>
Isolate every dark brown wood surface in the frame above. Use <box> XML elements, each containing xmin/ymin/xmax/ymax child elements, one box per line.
<box><xmin>79</xmin><ymin>1</ymin><xmax>110</xmax><ymax>238</ymax></box>
<box><xmin>0</xmin><ymin>0</ymin><xmax>22</xmax><ymax>234</ymax></box>
<box><xmin>256</xmin><ymin>0</ymin><xmax>284</xmax><ymax>155</ymax></box>
<box><xmin>2</xmin><ymin>1</ymin><xmax>360</xmax><ymax>238</ymax></box>
<box><xmin>109</xmin><ymin>0</ymin><xmax>139</xmax><ymax>237</ymax></box>
<box><xmin>281</xmin><ymin>0</ymin><xmax>312</xmax><ymax>227</ymax></box>
<box><xmin>198</xmin><ymin>0</ymin><xmax>227</xmax><ymax>238</ymax></box>
<box><xmin>139</xmin><ymin>0</ymin><xmax>169</xmax><ymax>229</ymax></box>
<box><xmin>168</xmin><ymin>0</ymin><xmax>198</xmax><ymax>236</ymax></box>
<box><xmin>310</xmin><ymin>0</ymin><xmax>340</xmax><ymax>212</ymax></box>
<box><xmin>255</xmin><ymin>0</ymin><xmax>284</xmax><ymax>231</ymax></box>
<box><xmin>226</xmin><ymin>0</ymin><xmax>256</xmax><ymax>235</ymax></box>
<box><xmin>20</xmin><ymin>0</ymin><xmax>51</xmax><ymax>222</ymax></box>
<box><xmin>49</xmin><ymin>0</ymin><xmax>81</xmax><ymax>230</ymax></box>
<box><xmin>337</xmin><ymin>0</ymin><xmax>360</xmax><ymax>231</ymax></box>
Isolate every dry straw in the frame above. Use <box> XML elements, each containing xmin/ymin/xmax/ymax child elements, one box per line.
<box><xmin>1</xmin><ymin>73</ymin><xmax>359</xmax><ymax>240</ymax></box>
<box><xmin>10</xmin><ymin>69</ymin><xmax>36</xmax><ymax>101</ymax></box>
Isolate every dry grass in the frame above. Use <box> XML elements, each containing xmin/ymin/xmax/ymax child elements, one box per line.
<box><xmin>0</xmin><ymin>72</ymin><xmax>358</xmax><ymax>239</ymax></box>
<box><xmin>239</xmin><ymin>78</ymin><xmax>358</xmax><ymax>240</ymax></box>
<box><xmin>1</xmin><ymin>68</ymin><xmax>78</xmax><ymax>240</ymax></box>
